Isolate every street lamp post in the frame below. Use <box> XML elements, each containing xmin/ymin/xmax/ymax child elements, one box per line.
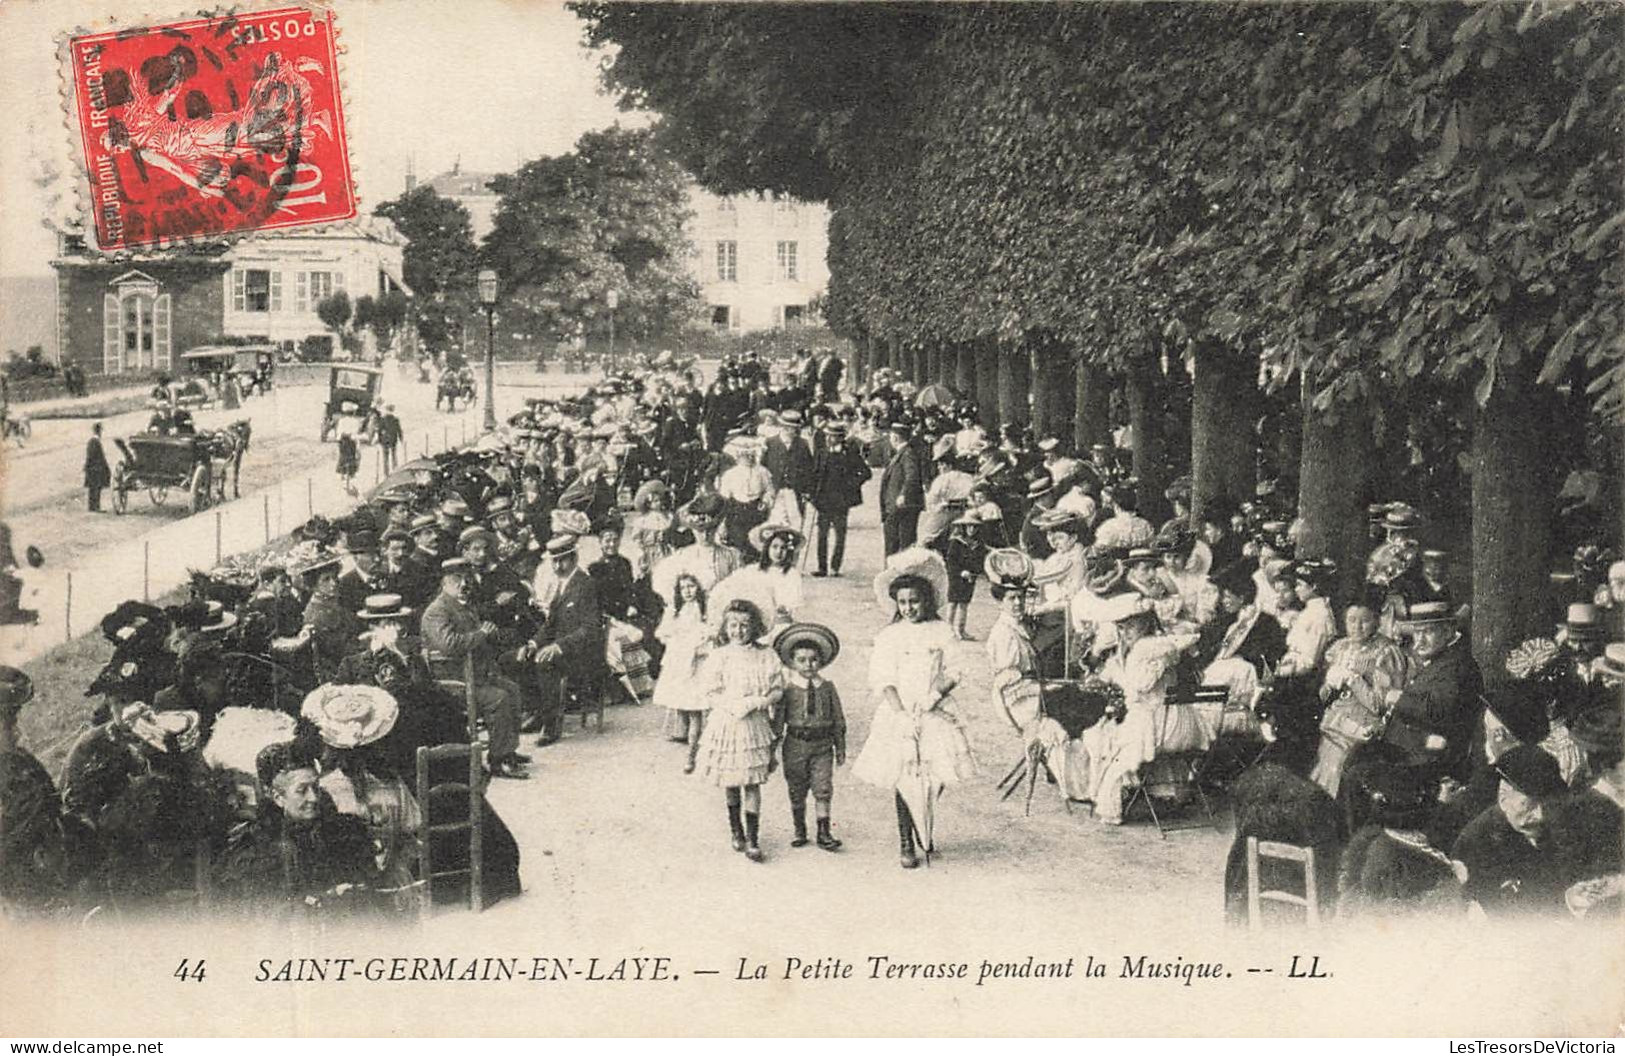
<box><xmin>477</xmin><ymin>268</ymin><xmax>498</xmax><ymax>433</ymax></box>
<box><xmin>606</xmin><ymin>288</ymin><xmax>619</xmax><ymax>375</ymax></box>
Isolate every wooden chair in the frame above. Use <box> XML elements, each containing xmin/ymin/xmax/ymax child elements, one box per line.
<box><xmin>414</xmin><ymin>743</ymin><xmax>485</xmax><ymax>915</ymax></box>
<box><xmin>559</xmin><ymin>671</ymin><xmax>607</xmax><ymax>733</ymax></box>
<box><xmin>1245</xmin><ymin>836</ymin><xmax>1320</xmax><ymax>930</ymax></box>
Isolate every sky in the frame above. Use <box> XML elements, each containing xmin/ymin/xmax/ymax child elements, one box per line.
<box><xmin>0</xmin><ymin>0</ymin><xmax>646</xmax><ymax>277</ymax></box>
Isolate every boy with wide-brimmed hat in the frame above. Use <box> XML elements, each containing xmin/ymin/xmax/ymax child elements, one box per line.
<box><xmin>772</xmin><ymin>622</ymin><xmax>847</xmax><ymax>851</ymax></box>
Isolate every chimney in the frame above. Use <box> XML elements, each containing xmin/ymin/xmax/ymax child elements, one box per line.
<box><xmin>404</xmin><ymin>154</ymin><xmax>416</xmax><ymax>193</ymax></box>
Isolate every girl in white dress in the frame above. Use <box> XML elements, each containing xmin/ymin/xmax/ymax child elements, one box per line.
<box><xmin>853</xmin><ymin>555</ymin><xmax>977</xmax><ymax>868</ymax></box>
<box><xmin>739</xmin><ymin>523</ymin><xmax>805</xmax><ymax>628</ymax></box>
<box><xmin>653</xmin><ymin>573</ymin><xmax>712</xmax><ymax>773</ymax></box>
<box><xmin>694</xmin><ymin>599</ymin><xmax>785</xmax><ymax>861</ymax></box>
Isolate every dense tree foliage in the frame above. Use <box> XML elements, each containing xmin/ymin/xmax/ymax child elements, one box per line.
<box><xmin>481</xmin><ymin>126</ymin><xmax>703</xmax><ymax>345</ymax></box>
<box><xmin>579</xmin><ymin>1</ymin><xmax>1625</xmax><ymax>679</ymax></box>
<box><xmin>374</xmin><ymin>186</ymin><xmax>481</xmax><ymax>354</ymax></box>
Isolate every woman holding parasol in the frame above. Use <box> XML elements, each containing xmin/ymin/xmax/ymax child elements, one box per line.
<box><xmin>853</xmin><ymin>548</ymin><xmax>977</xmax><ymax>868</ymax></box>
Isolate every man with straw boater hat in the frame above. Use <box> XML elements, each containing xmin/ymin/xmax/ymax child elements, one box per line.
<box><xmin>1374</xmin><ymin>597</ymin><xmax>1484</xmax><ymax>783</ymax></box>
<box><xmin>530</xmin><ymin>534</ymin><xmax>606</xmax><ymax>748</ymax></box>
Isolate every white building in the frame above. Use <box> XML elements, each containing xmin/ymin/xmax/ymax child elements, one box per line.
<box><xmin>687</xmin><ymin>188</ymin><xmax>829</xmax><ymax>332</ymax></box>
<box><xmin>221</xmin><ymin>216</ymin><xmax>412</xmax><ymax>358</ymax></box>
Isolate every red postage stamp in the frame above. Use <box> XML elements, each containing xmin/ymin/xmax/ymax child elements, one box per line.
<box><xmin>65</xmin><ymin>6</ymin><xmax>356</xmax><ymax>252</ymax></box>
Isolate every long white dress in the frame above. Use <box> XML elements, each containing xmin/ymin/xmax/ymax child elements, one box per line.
<box><xmin>1084</xmin><ymin>632</ymin><xmax>1200</xmax><ymax>822</ymax></box>
<box><xmin>652</xmin><ymin>604</ymin><xmax>712</xmax><ymax>714</ymax></box>
<box><xmin>853</xmin><ymin>618</ymin><xmax>978</xmax><ymax>790</ymax></box>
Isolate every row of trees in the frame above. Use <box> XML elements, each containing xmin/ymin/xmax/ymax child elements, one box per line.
<box><xmin>577</xmin><ymin>1</ymin><xmax>1624</xmax><ymax>687</ymax></box>
<box><xmin>371</xmin><ymin>127</ymin><xmax>703</xmax><ymax>361</ymax></box>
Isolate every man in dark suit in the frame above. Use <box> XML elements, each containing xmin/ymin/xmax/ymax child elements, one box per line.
<box><xmin>1380</xmin><ymin>601</ymin><xmax>1484</xmax><ymax>781</ymax></box>
<box><xmin>531</xmin><ymin>534</ymin><xmax>606</xmax><ymax>746</ymax></box>
<box><xmin>84</xmin><ymin>422</ymin><xmax>111</xmax><ymax>512</ymax></box>
<box><xmin>421</xmin><ymin>559</ymin><xmax>529</xmax><ymax>778</ymax></box>
<box><xmin>811</xmin><ymin>421</ymin><xmax>870</xmax><ymax>577</ymax></box>
<box><xmin>763</xmin><ymin>409</ymin><xmax>816</xmax><ymax>519</ymax></box>
<box><xmin>878</xmin><ymin>421</ymin><xmax>924</xmax><ymax>557</ymax></box>
<box><xmin>376</xmin><ymin>404</ymin><xmax>403</xmax><ymax>473</ymax></box>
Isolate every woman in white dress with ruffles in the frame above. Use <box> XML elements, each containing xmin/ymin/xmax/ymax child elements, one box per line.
<box><xmin>853</xmin><ymin>554</ymin><xmax>977</xmax><ymax>868</ymax></box>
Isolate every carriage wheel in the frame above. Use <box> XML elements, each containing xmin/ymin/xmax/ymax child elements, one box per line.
<box><xmin>189</xmin><ymin>464</ymin><xmax>212</xmax><ymax>513</ymax></box>
<box><xmin>148</xmin><ymin>485</ymin><xmax>169</xmax><ymax>506</ymax></box>
<box><xmin>112</xmin><ymin>485</ymin><xmax>129</xmax><ymax>515</ymax></box>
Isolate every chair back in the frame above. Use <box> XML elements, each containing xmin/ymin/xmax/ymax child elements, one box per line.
<box><xmin>414</xmin><ymin>741</ymin><xmax>485</xmax><ymax>916</ymax></box>
<box><xmin>1245</xmin><ymin>836</ymin><xmax>1319</xmax><ymax>930</ymax></box>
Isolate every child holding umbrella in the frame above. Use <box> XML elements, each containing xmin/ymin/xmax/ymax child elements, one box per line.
<box><xmin>853</xmin><ymin>548</ymin><xmax>977</xmax><ymax>868</ymax></box>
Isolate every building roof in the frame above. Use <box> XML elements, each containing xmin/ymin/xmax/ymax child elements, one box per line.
<box><xmin>426</xmin><ymin>169</ymin><xmax>500</xmax><ymax>199</ymax></box>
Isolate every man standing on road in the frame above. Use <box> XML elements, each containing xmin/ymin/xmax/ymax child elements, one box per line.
<box><xmin>878</xmin><ymin>421</ymin><xmax>923</xmax><ymax>556</ymax></box>
<box><xmin>810</xmin><ymin>421</ymin><xmax>869</xmax><ymax>578</ymax></box>
<box><xmin>377</xmin><ymin>403</ymin><xmax>402</xmax><ymax>474</ymax></box>
<box><xmin>84</xmin><ymin>422</ymin><xmax>111</xmax><ymax>512</ymax></box>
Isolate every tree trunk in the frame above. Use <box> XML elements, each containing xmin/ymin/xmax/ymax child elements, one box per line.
<box><xmin>1124</xmin><ymin>362</ymin><xmax>1169</xmax><ymax>526</ymax></box>
<box><xmin>912</xmin><ymin>341</ymin><xmax>929</xmax><ymax>387</ymax></box>
<box><xmin>1028</xmin><ymin>337</ymin><xmax>1074</xmax><ymax>441</ymax></box>
<box><xmin>852</xmin><ymin>336</ymin><xmax>868</xmax><ymax>390</ymax></box>
<box><xmin>1297</xmin><ymin>381</ymin><xmax>1374</xmax><ymax>604</ymax></box>
<box><xmin>1472</xmin><ymin>368</ymin><xmax>1561</xmax><ymax>694</ymax></box>
<box><xmin>996</xmin><ymin>340</ymin><xmax>1030</xmax><ymax>428</ymax></box>
<box><xmin>974</xmin><ymin>337</ymin><xmax>1000</xmax><ymax>432</ymax></box>
<box><xmin>1190</xmin><ymin>341</ymin><xmax>1256</xmax><ymax>525</ymax></box>
<box><xmin>955</xmin><ymin>340</ymin><xmax>975</xmax><ymax>396</ymax></box>
<box><xmin>1074</xmin><ymin>362</ymin><xmax>1112</xmax><ymax>451</ymax></box>
<box><xmin>895</xmin><ymin>339</ymin><xmax>912</xmax><ymax>383</ymax></box>
<box><xmin>1046</xmin><ymin>346</ymin><xmax>1077</xmax><ymax>445</ymax></box>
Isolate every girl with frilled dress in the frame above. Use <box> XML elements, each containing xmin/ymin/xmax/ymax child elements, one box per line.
<box><xmin>694</xmin><ymin>599</ymin><xmax>785</xmax><ymax>861</ymax></box>
<box><xmin>853</xmin><ymin>550</ymin><xmax>977</xmax><ymax>868</ymax></box>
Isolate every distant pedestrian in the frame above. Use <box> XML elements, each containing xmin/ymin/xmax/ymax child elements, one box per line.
<box><xmin>84</xmin><ymin>422</ymin><xmax>111</xmax><ymax>512</ymax></box>
<box><xmin>377</xmin><ymin>403</ymin><xmax>402</xmax><ymax>473</ymax></box>
<box><xmin>336</xmin><ymin>428</ymin><xmax>360</xmax><ymax>496</ymax></box>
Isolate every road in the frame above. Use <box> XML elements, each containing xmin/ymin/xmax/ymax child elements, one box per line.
<box><xmin>0</xmin><ymin>368</ymin><xmax>595</xmax><ymax>666</ymax></box>
<box><xmin>0</xmin><ymin>372</ymin><xmax>482</xmax><ymax>572</ymax></box>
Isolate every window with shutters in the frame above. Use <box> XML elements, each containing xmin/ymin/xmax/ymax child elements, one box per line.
<box><xmin>102</xmin><ymin>294</ymin><xmax>120</xmax><ymax>375</ymax></box>
<box><xmin>237</xmin><ymin>268</ymin><xmax>276</xmax><ymax>311</ymax></box>
<box><xmin>296</xmin><ymin>270</ymin><xmax>339</xmax><ymax>312</ymax></box>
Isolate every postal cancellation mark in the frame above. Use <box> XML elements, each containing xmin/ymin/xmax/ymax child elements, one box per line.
<box><xmin>67</xmin><ymin>6</ymin><xmax>355</xmax><ymax>252</ymax></box>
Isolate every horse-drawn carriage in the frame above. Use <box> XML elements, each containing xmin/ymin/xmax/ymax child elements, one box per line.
<box><xmin>320</xmin><ymin>364</ymin><xmax>384</xmax><ymax>442</ymax></box>
<box><xmin>110</xmin><ymin>422</ymin><xmax>251</xmax><ymax>514</ymax></box>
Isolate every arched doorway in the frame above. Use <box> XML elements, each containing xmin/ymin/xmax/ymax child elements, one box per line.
<box><xmin>103</xmin><ymin>271</ymin><xmax>171</xmax><ymax>375</ymax></box>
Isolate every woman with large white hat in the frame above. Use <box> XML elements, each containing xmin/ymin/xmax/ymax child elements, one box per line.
<box><xmin>852</xmin><ymin>548</ymin><xmax>976</xmax><ymax>868</ymax></box>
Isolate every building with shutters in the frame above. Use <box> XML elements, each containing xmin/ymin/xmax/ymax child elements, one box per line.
<box><xmin>687</xmin><ymin>188</ymin><xmax>829</xmax><ymax>333</ymax></box>
<box><xmin>50</xmin><ymin>217</ymin><xmax>411</xmax><ymax>375</ymax></box>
